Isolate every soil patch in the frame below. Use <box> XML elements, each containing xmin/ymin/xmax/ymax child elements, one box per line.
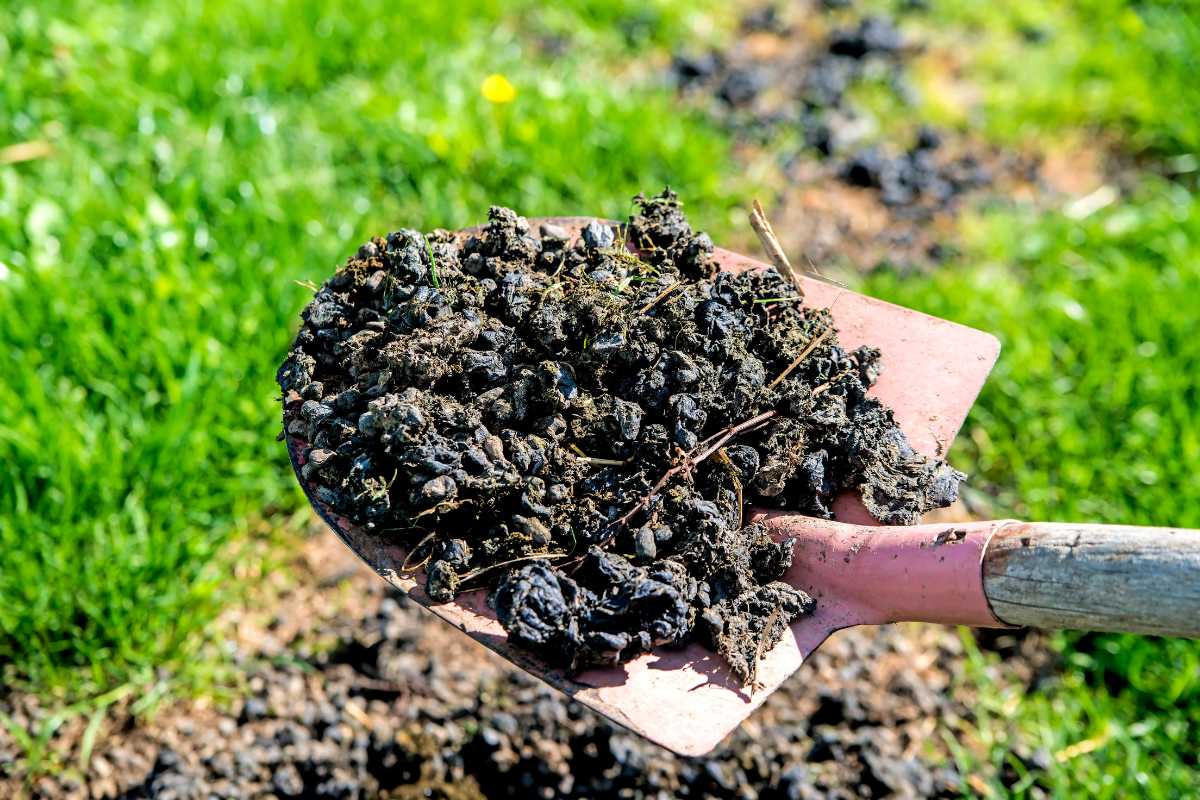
<box><xmin>1</xmin><ymin>531</ymin><xmax>1057</xmax><ymax>799</ymax></box>
<box><xmin>671</xmin><ymin>3</ymin><xmax>1046</xmax><ymax>270</ymax></box>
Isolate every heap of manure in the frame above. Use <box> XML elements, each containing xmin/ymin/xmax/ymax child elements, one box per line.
<box><xmin>278</xmin><ymin>189</ymin><xmax>963</xmax><ymax>683</ymax></box>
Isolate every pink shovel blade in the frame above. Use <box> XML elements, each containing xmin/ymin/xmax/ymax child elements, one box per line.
<box><xmin>285</xmin><ymin>217</ymin><xmax>1001</xmax><ymax>756</ymax></box>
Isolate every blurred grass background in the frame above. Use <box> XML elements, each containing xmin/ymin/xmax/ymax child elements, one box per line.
<box><xmin>867</xmin><ymin>184</ymin><xmax>1200</xmax><ymax>797</ymax></box>
<box><xmin>862</xmin><ymin>2</ymin><xmax>1200</xmax><ymax>795</ymax></box>
<box><xmin>2</xmin><ymin>0</ymin><xmax>1198</xmax><ymax>795</ymax></box>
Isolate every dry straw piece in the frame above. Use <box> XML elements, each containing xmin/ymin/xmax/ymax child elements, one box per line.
<box><xmin>749</xmin><ymin>199</ymin><xmax>805</xmax><ymax>295</ymax></box>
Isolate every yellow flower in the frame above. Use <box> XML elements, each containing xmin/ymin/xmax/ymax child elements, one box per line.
<box><xmin>427</xmin><ymin>131</ymin><xmax>450</xmax><ymax>157</ymax></box>
<box><xmin>481</xmin><ymin>73</ymin><xmax>517</xmax><ymax>104</ymax></box>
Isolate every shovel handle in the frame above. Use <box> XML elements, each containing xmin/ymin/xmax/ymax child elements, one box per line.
<box><xmin>982</xmin><ymin>521</ymin><xmax>1200</xmax><ymax>638</ymax></box>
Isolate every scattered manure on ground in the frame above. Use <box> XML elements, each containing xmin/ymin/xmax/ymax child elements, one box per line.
<box><xmin>278</xmin><ymin>188</ymin><xmax>963</xmax><ymax>683</ymax></box>
<box><xmin>671</xmin><ymin>4</ymin><xmax>1028</xmax><ymax>271</ymax></box>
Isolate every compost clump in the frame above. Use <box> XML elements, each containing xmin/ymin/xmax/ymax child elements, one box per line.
<box><xmin>279</xmin><ymin>189</ymin><xmax>963</xmax><ymax>683</ymax></box>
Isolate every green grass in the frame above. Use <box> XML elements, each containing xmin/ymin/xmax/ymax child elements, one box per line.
<box><xmin>859</xmin><ymin>0</ymin><xmax>1200</xmax><ymax>159</ymax></box>
<box><xmin>0</xmin><ymin>0</ymin><xmax>745</xmax><ymax>701</ymax></box>
<box><xmin>947</xmin><ymin>628</ymin><xmax>1200</xmax><ymax>798</ymax></box>
<box><xmin>935</xmin><ymin>0</ymin><xmax>1200</xmax><ymax>157</ymax></box>
<box><xmin>866</xmin><ymin>184</ymin><xmax>1200</xmax><ymax>796</ymax></box>
<box><xmin>869</xmin><ymin>187</ymin><xmax>1200</xmax><ymax>527</ymax></box>
<box><xmin>855</xmin><ymin>4</ymin><xmax>1200</xmax><ymax>794</ymax></box>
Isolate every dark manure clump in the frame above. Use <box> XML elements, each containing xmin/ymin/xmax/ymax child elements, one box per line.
<box><xmin>278</xmin><ymin>188</ymin><xmax>964</xmax><ymax>684</ymax></box>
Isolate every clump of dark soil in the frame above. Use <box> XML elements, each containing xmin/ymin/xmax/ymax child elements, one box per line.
<box><xmin>672</xmin><ymin>12</ymin><xmax>916</xmax><ymax>151</ymax></box>
<box><xmin>839</xmin><ymin>127</ymin><xmax>985</xmax><ymax>210</ymax></box>
<box><xmin>278</xmin><ymin>189</ymin><xmax>962</xmax><ymax>682</ymax></box>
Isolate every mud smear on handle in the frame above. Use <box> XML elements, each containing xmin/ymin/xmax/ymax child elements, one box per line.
<box><xmin>278</xmin><ymin>189</ymin><xmax>963</xmax><ymax>683</ymax></box>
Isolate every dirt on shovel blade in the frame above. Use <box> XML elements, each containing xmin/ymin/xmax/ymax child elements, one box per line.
<box><xmin>278</xmin><ymin>188</ymin><xmax>964</xmax><ymax>683</ymax></box>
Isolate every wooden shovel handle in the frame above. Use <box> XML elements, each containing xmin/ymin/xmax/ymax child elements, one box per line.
<box><xmin>982</xmin><ymin>521</ymin><xmax>1200</xmax><ymax>638</ymax></box>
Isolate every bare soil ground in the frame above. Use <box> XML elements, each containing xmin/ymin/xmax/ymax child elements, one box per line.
<box><xmin>674</xmin><ymin>3</ymin><xmax>1105</xmax><ymax>271</ymax></box>
<box><xmin>2</xmin><ymin>518</ymin><xmax>1057</xmax><ymax>799</ymax></box>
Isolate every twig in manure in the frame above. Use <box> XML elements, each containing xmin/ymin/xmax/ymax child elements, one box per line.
<box><xmin>457</xmin><ymin>552</ymin><xmax>570</xmax><ymax>587</ymax></box>
<box><xmin>811</xmin><ymin>367</ymin><xmax>851</xmax><ymax>397</ymax></box>
<box><xmin>401</xmin><ymin>531</ymin><xmax>439</xmax><ymax>574</ymax></box>
<box><xmin>713</xmin><ymin>447</ymin><xmax>744</xmax><ymax>529</ymax></box>
<box><xmin>638</xmin><ymin>280</ymin><xmax>683</xmax><ymax>313</ymax></box>
<box><xmin>749</xmin><ymin>200</ymin><xmax>803</xmax><ymax>296</ymax></box>
<box><xmin>601</xmin><ymin>409</ymin><xmax>778</xmax><ymax>544</ymax></box>
<box><xmin>766</xmin><ymin>327</ymin><xmax>833</xmax><ymax>391</ymax></box>
<box><xmin>692</xmin><ymin>410</ymin><xmax>777</xmax><ymax>465</ymax></box>
<box><xmin>582</xmin><ymin>456</ymin><xmax>630</xmax><ymax>467</ymax></box>
<box><xmin>751</xmin><ymin>605</ymin><xmax>783</xmax><ymax>690</ymax></box>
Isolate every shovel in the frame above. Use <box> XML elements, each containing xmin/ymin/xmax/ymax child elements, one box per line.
<box><xmin>285</xmin><ymin>217</ymin><xmax>1200</xmax><ymax>756</ymax></box>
